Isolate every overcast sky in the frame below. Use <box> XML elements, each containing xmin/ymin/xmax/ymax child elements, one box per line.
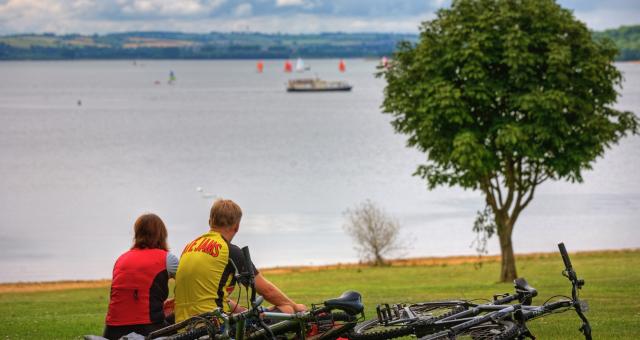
<box><xmin>1</xmin><ymin>0</ymin><xmax>638</xmax><ymax>35</ymax></box>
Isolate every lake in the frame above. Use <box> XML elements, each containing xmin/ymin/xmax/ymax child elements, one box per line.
<box><xmin>0</xmin><ymin>59</ymin><xmax>638</xmax><ymax>282</ymax></box>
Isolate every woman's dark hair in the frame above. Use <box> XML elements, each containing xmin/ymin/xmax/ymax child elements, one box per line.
<box><xmin>132</xmin><ymin>213</ymin><xmax>168</xmax><ymax>251</ymax></box>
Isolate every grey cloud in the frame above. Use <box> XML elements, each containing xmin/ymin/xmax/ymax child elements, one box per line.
<box><xmin>69</xmin><ymin>0</ymin><xmax>445</xmax><ymax>20</ymax></box>
<box><xmin>558</xmin><ymin>0</ymin><xmax>640</xmax><ymax>12</ymax></box>
<box><xmin>0</xmin><ymin>0</ymin><xmax>637</xmax><ymax>34</ymax></box>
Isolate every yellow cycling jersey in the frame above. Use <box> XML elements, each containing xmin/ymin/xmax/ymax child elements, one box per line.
<box><xmin>174</xmin><ymin>230</ymin><xmax>258</xmax><ymax>323</ymax></box>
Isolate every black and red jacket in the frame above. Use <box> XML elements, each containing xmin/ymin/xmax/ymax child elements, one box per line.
<box><xmin>106</xmin><ymin>248</ymin><xmax>169</xmax><ymax>326</ymax></box>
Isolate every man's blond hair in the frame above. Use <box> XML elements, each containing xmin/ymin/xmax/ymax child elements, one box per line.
<box><xmin>209</xmin><ymin>199</ymin><xmax>243</xmax><ymax>228</ymax></box>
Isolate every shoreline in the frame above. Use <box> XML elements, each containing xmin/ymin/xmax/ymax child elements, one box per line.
<box><xmin>1</xmin><ymin>248</ymin><xmax>637</xmax><ymax>293</ymax></box>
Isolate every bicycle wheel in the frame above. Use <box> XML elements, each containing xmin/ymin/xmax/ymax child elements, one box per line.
<box><xmin>350</xmin><ymin>302</ymin><xmax>467</xmax><ymax>340</ymax></box>
<box><xmin>422</xmin><ymin>320</ymin><xmax>519</xmax><ymax>340</ymax></box>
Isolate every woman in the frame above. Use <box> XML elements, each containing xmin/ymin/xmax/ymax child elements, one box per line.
<box><xmin>104</xmin><ymin>213</ymin><xmax>178</xmax><ymax>340</ymax></box>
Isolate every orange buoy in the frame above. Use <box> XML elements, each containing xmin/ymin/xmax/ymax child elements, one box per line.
<box><xmin>339</xmin><ymin>59</ymin><xmax>346</xmax><ymax>72</ymax></box>
<box><xmin>257</xmin><ymin>60</ymin><xmax>264</xmax><ymax>73</ymax></box>
<box><xmin>284</xmin><ymin>60</ymin><xmax>292</xmax><ymax>72</ymax></box>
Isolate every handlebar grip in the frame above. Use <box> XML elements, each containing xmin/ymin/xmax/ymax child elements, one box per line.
<box><xmin>558</xmin><ymin>242</ymin><xmax>573</xmax><ymax>271</ymax></box>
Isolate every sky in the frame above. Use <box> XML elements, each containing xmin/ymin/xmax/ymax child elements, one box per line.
<box><xmin>0</xmin><ymin>0</ymin><xmax>638</xmax><ymax>35</ymax></box>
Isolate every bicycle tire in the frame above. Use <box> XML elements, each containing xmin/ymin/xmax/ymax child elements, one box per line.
<box><xmin>350</xmin><ymin>302</ymin><xmax>467</xmax><ymax>340</ymax></box>
<box><xmin>421</xmin><ymin>320</ymin><xmax>519</xmax><ymax>340</ymax></box>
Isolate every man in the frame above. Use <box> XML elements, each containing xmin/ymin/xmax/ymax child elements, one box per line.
<box><xmin>174</xmin><ymin>199</ymin><xmax>306</xmax><ymax>323</ymax></box>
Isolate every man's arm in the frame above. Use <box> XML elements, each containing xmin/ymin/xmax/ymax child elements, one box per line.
<box><xmin>227</xmin><ymin>299</ymin><xmax>248</xmax><ymax>313</ymax></box>
<box><xmin>255</xmin><ymin>273</ymin><xmax>306</xmax><ymax>312</ymax></box>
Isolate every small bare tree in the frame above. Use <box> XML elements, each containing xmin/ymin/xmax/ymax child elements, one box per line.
<box><xmin>343</xmin><ymin>200</ymin><xmax>402</xmax><ymax>266</ymax></box>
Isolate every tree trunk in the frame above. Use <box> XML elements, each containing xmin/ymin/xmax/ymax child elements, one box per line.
<box><xmin>374</xmin><ymin>251</ymin><xmax>385</xmax><ymax>266</ymax></box>
<box><xmin>496</xmin><ymin>217</ymin><xmax>517</xmax><ymax>282</ymax></box>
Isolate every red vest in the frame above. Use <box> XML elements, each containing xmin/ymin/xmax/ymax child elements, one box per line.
<box><xmin>106</xmin><ymin>248</ymin><xmax>168</xmax><ymax>326</ymax></box>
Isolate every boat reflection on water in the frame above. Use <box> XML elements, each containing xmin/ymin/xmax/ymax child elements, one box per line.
<box><xmin>286</xmin><ymin>78</ymin><xmax>352</xmax><ymax>92</ymax></box>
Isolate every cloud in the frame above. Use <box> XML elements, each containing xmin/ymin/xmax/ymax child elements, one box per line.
<box><xmin>572</xmin><ymin>8</ymin><xmax>640</xmax><ymax>31</ymax></box>
<box><xmin>0</xmin><ymin>0</ymin><xmax>637</xmax><ymax>35</ymax></box>
<box><xmin>0</xmin><ymin>0</ymin><xmax>66</xmax><ymax>32</ymax></box>
<box><xmin>117</xmin><ymin>0</ymin><xmax>224</xmax><ymax>17</ymax></box>
<box><xmin>111</xmin><ymin>0</ymin><xmax>226</xmax><ymax>18</ymax></box>
<box><xmin>233</xmin><ymin>3</ymin><xmax>252</xmax><ymax>17</ymax></box>
<box><xmin>557</xmin><ymin>0</ymin><xmax>640</xmax><ymax>30</ymax></box>
<box><xmin>276</xmin><ymin>0</ymin><xmax>305</xmax><ymax>7</ymax></box>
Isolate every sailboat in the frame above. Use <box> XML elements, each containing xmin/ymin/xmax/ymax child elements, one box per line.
<box><xmin>295</xmin><ymin>58</ymin><xmax>305</xmax><ymax>72</ymax></box>
<box><xmin>295</xmin><ymin>58</ymin><xmax>311</xmax><ymax>72</ymax></box>
<box><xmin>339</xmin><ymin>59</ymin><xmax>346</xmax><ymax>72</ymax></box>
<box><xmin>168</xmin><ymin>70</ymin><xmax>176</xmax><ymax>85</ymax></box>
<box><xmin>284</xmin><ymin>60</ymin><xmax>293</xmax><ymax>72</ymax></box>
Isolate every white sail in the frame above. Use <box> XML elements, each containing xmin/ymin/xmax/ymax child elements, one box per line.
<box><xmin>295</xmin><ymin>58</ymin><xmax>305</xmax><ymax>72</ymax></box>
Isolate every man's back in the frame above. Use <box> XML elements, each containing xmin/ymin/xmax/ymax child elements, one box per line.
<box><xmin>175</xmin><ymin>199</ymin><xmax>304</xmax><ymax>322</ymax></box>
<box><xmin>174</xmin><ymin>230</ymin><xmax>235</xmax><ymax>323</ymax></box>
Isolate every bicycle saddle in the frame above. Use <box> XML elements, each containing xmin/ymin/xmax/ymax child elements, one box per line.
<box><xmin>514</xmin><ymin>277</ymin><xmax>538</xmax><ymax>305</ymax></box>
<box><xmin>324</xmin><ymin>290</ymin><xmax>364</xmax><ymax>315</ymax></box>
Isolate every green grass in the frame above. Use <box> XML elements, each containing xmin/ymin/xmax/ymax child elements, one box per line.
<box><xmin>1</xmin><ymin>250</ymin><xmax>638</xmax><ymax>339</ymax></box>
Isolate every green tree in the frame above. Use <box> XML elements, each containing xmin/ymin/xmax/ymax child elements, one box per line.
<box><xmin>380</xmin><ymin>0</ymin><xmax>638</xmax><ymax>282</ymax></box>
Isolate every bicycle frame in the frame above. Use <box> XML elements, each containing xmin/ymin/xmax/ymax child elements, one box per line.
<box><xmin>421</xmin><ymin>242</ymin><xmax>592</xmax><ymax>339</ymax></box>
<box><xmin>367</xmin><ymin>242</ymin><xmax>591</xmax><ymax>340</ymax></box>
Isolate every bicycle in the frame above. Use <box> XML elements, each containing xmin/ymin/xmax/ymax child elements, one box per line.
<box><xmin>147</xmin><ymin>246</ymin><xmax>365</xmax><ymax>340</ymax></box>
<box><xmin>350</xmin><ymin>242</ymin><xmax>591</xmax><ymax>340</ymax></box>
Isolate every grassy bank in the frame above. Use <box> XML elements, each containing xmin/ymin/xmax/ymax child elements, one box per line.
<box><xmin>1</xmin><ymin>249</ymin><xmax>638</xmax><ymax>339</ymax></box>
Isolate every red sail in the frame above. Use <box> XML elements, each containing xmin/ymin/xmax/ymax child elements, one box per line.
<box><xmin>339</xmin><ymin>59</ymin><xmax>346</xmax><ymax>72</ymax></box>
<box><xmin>284</xmin><ymin>60</ymin><xmax>292</xmax><ymax>72</ymax></box>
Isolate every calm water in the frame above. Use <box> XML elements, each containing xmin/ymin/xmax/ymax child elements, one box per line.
<box><xmin>0</xmin><ymin>60</ymin><xmax>638</xmax><ymax>283</ymax></box>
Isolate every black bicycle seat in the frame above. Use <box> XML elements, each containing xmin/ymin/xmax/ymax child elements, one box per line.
<box><xmin>514</xmin><ymin>277</ymin><xmax>538</xmax><ymax>305</ymax></box>
<box><xmin>324</xmin><ymin>290</ymin><xmax>364</xmax><ymax>315</ymax></box>
<box><xmin>514</xmin><ymin>278</ymin><xmax>537</xmax><ymax>295</ymax></box>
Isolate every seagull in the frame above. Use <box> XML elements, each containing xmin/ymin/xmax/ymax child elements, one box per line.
<box><xmin>196</xmin><ymin>186</ymin><xmax>216</xmax><ymax>199</ymax></box>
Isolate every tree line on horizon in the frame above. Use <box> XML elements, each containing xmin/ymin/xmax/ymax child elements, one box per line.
<box><xmin>0</xmin><ymin>25</ymin><xmax>638</xmax><ymax>60</ymax></box>
<box><xmin>0</xmin><ymin>31</ymin><xmax>416</xmax><ymax>60</ymax></box>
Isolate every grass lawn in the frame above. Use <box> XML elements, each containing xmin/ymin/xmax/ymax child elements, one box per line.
<box><xmin>1</xmin><ymin>250</ymin><xmax>638</xmax><ymax>339</ymax></box>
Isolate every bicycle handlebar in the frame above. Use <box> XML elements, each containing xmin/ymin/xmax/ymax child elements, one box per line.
<box><xmin>558</xmin><ymin>242</ymin><xmax>592</xmax><ymax>340</ymax></box>
<box><xmin>558</xmin><ymin>242</ymin><xmax>573</xmax><ymax>273</ymax></box>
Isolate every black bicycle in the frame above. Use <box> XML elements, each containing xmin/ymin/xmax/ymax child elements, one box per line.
<box><xmin>349</xmin><ymin>280</ymin><xmax>535</xmax><ymax>340</ymax></box>
<box><xmin>147</xmin><ymin>247</ymin><xmax>365</xmax><ymax>340</ymax></box>
<box><xmin>350</xmin><ymin>242</ymin><xmax>591</xmax><ymax>340</ymax></box>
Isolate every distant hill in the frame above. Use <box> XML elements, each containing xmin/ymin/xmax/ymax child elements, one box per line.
<box><xmin>0</xmin><ymin>31</ymin><xmax>417</xmax><ymax>60</ymax></box>
<box><xmin>593</xmin><ymin>25</ymin><xmax>640</xmax><ymax>61</ymax></box>
<box><xmin>1</xmin><ymin>25</ymin><xmax>638</xmax><ymax>60</ymax></box>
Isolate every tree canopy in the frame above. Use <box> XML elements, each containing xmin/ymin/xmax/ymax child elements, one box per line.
<box><xmin>380</xmin><ymin>0</ymin><xmax>638</xmax><ymax>281</ymax></box>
